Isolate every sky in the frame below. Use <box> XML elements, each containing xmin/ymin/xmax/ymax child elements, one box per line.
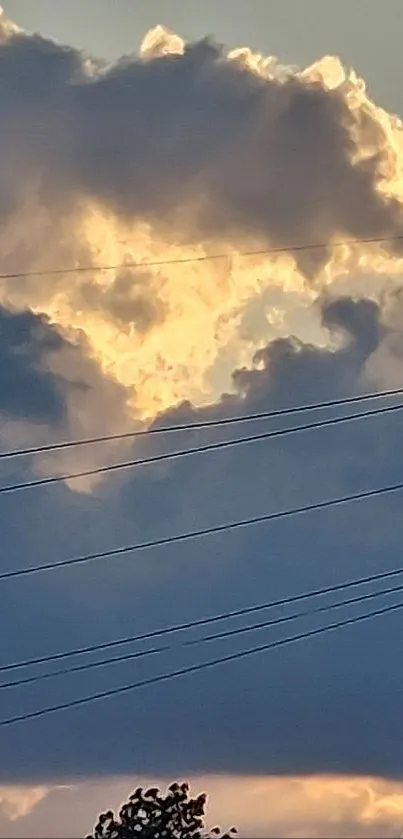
<box><xmin>1</xmin><ymin>1</ymin><xmax>403</xmax><ymax>837</ymax></box>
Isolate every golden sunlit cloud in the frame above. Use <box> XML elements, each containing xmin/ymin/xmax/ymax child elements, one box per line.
<box><xmin>0</xmin><ymin>15</ymin><xmax>403</xmax><ymax>489</ymax></box>
<box><xmin>0</xmin><ymin>785</ymin><xmax>50</xmax><ymax>821</ymax></box>
<box><xmin>1</xmin><ymin>22</ymin><xmax>403</xmax><ymax>415</ymax></box>
<box><xmin>7</xmin><ymin>774</ymin><xmax>403</xmax><ymax>838</ymax></box>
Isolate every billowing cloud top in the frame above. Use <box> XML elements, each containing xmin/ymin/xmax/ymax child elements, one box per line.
<box><xmin>1</xmin><ymin>9</ymin><xmax>403</xmax><ymax>816</ymax></box>
<box><xmin>0</xmin><ymin>12</ymin><xmax>403</xmax><ymax>427</ymax></box>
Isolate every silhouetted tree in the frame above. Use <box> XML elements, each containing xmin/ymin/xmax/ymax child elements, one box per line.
<box><xmin>86</xmin><ymin>782</ymin><xmax>237</xmax><ymax>839</ymax></box>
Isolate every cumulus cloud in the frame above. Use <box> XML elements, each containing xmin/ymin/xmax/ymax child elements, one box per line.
<box><xmin>0</xmin><ymin>15</ymin><xmax>402</xmax><ymax>421</ymax></box>
<box><xmin>61</xmin><ymin>30</ymin><xmax>403</xmax><ymax>270</ymax></box>
<box><xmin>2</xmin><ymin>7</ymin><xmax>403</xmax><ymax>816</ymax></box>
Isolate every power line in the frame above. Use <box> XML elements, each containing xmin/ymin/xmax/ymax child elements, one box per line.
<box><xmin>2</xmin><ymin>386</ymin><xmax>403</xmax><ymax>461</ymax></box>
<box><xmin>1</xmin><ymin>233</ymin><xmax>402</xmax><ymax>282</ymax></box>
<box><xmin>2</xmin><ymin>580</ymin><xmax>402</xmax><ymax>691</ymax></box>
<box><xmin>4</xmin><ymin>561</ymin><xmax>403</xmax><ymax>674</ymax></box>
<box><xmin>1</xmin><ymin>599</ymin><xmax>401</xmax><ymax>728</ymax></box>
<box><xmin>1</xmin><ymin>400</ymin><xmax>403</xmax><ymax>496</ymax></box>
<box><xmin>1</xmin><ymin>477</ymin><xmax>403</xmax><ymax>581</ymax></box>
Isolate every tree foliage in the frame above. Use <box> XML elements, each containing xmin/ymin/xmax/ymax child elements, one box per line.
<box><xmin>86</xmin><ymin>782</ymin><xmax>237</xmax><ymax>839</ymax></box>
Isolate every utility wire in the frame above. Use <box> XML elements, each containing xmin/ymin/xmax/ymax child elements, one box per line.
<box><xmin>1</xmin><ymin>477</ymin><xmax>403</xmax><ymax>581</ymax></box>
<box><xmin>2</xmin><ymin>580</ymin><xmax>402</xmax><ymax>691</ymax></box>
<box><xmin>1</xmin><ymin>599</ymin><xmax>401</xmax><ymax>728</ymax></box>
<box><xmin>4</xmin><ymin>561</ymin><xmax>403</xmax><ymax>674</ymax></box>
<box><xmin>0</xmin><ymin>233</ymin><xmax>402</xmax><ymax>282</ymax></box>
<box><xmin>1</xmin><ymin>400</ymin><xmax>403</xmax><ymax>496</ymax></box>
<box><xmin>1</xmin><ymin>387</ymin><xmax>403</xmax><ymax>461</ymax></box>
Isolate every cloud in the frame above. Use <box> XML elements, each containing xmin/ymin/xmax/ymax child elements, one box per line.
<box><xmin>79</xmin><ymin>268</ymin><xmax>167</xmax><ymax>335</ymax></box>
<box><xmin>0</xmin><ymin>16</ymin><xmax>402</xmax><ymax>419</ymax></box>
<box><xmin>1</xmin><ymin>774</ymin><xmax>403</xmax><ymax>838</ymax></box>
<box><xmin>1</xmin><ymin>291</ymin><xmax>403</xmax><ymax>783</ymax></box>
<box><xmin>0</xmin><ymin>785</ymin><xmax>49</xmax><ymax>822</ymax></box>
<box><xmin>0</xmin><ymin>305</ymin><xmax>65</xmax><ymax>422</ymax></box>
<box><xmin>65</xmin><ymin>32</ymin><xmax>403</xmax><ymax>271</ymax></box>
<box><xmin>0</xmin><ymin>302</ymin><xmax>134</xmax><ymax>491</ymax></box>
<box><xmin>2</xmin><ymin>7</ymin><xmax>403</xmax><ymax>809</ymax></box>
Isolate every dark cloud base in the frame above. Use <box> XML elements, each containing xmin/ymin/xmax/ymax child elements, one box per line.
<box><xmin>0</xmin><ymin>294</ymin><xmax>403</xmax><ymax>783</ymax></box>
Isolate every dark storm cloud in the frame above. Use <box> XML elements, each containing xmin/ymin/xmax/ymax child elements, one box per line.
<box><xmin>0</xmin><ymin>25</ymin><xmax>401</xmax><ymax>276</ymax></box>
<box><xmin>1</xmin><ymin>292</ymin><xmax>403</xmax><ymax>782</ymax></box>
